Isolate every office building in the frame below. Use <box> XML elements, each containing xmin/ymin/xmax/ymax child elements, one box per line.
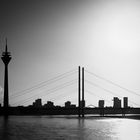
<box><xmin>44</xmin><ymin>101</ymin><xmax>54</xmax><ymax>108</ymax></box>
<box><xmin>113</xmin><ymin>97</ymin><xmax>121</xmax><ymax>108</ymax></box>
<box><xmin>123</xmin><ymin>97</ymin><xmax>128</xmax><ymax>108</ymax></box>
<box><xmin>65</xmin><ymin>101</ymin><xmax>76</xmax><ymax>108</ymax></box>
<box><xmin>33</xmin><ymin>98</ymin><xmax>42</xmax><ymax>107</ymax></box>
<box><xmin>65</xmin><ymin>101</ymin><xmax>71</xmax><ymax>108</ymax></box>
<box><xmin>98</xmin><ymin>100</ymin><xmax>104</xmax><ymax>108</ymax></box>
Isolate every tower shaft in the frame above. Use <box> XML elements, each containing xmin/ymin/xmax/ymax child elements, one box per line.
<box><xmin>3</xmin><ymin>64</ymin><xmax>9</xmax><ymax>108</ymax></box>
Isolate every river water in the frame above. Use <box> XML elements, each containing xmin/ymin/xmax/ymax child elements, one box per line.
<box><xmin>0</xmin><ymin>115</ymin><xmax>140</xmax><ymax>140</ymax></box>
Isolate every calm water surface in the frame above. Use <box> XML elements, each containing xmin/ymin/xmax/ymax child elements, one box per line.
<box><xmin>0</xmin><ymin>116</ymin><xmax>140</xmax><ymax>140</ymax></box>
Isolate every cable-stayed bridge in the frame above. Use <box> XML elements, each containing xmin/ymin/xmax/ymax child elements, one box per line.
<box><xmin>5</xmin><ymin>67</ymin><xmax>140</xmax><ymax>107</ymax></box>
<box><xmin>1</xmin><ymin>66</ymin><xmax>140</xmax><ymax>117</ymax></box>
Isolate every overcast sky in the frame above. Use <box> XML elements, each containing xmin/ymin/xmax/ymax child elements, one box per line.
<box><xmin>1</xmin><ymin>0</ymin><xmax>140</xmax><ymax>107</ymax></box>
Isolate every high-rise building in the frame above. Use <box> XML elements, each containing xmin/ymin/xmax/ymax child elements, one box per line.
<box><xmin>98</xmin><ymin>100</ymin><xmax>104</xmax><ymax>108</ymax></box>
<box><xmin>33</xmin><ymin>98</ymin><xmax>42</xmax><ymax>107</ymax></box>
<box><xmin>44</xmin><ymin>101</ymin><xmax>54</xmax><ymax>108</ymax></box>
<box><xmin>65</xmin><ymin>101</ymin><xmax>71</xmax><ymax>108</ymax></box>
<box><xmin>64</xmin><ymin>101</ymin><xmax>76</xmax><ymax>108</ymax></box>
<box><xmin>113</xmin><ymin>97</ymin><xmax>121</xmax><ymax>108</ymax></box>
<box><xmin>123</xmin><ymin>97</ymin><xmax>128</xmax><ymax>108</ymax></box>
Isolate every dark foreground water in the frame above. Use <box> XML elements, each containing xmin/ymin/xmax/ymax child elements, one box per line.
<box><xmin>0</xmin><ymin>116</ymin><xmax>140</xmax><ymax>140</ymax></box>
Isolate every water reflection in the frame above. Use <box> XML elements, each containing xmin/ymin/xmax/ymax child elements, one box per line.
<box><xmin>115</xmin><ymin>119</ymin><xmax>140</xmax><ymax>140</ymax></box>
<box><xmin>97</xmin><ymin>118</ymin><xmax>140</xmax><ymax>140</ymax></box>
<box><xmin>78</xmin><ymin>119</ymin><xmax>86</xmax><ymax>140</ymax></box>
<box><xmin>0</xmin><ymin>116</ymin><xmax>140</xmax><ymax>140</ymax></box>
<box><xmin>0</xmin><ymin>116</ymin><xmax>10</xmax><ymax>140</ymax></box>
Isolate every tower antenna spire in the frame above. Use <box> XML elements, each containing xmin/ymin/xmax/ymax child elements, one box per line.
<box><xmin>5</xmin><ymin>38</ymin><xmax>7</xmax><ymax>52</ymax></box>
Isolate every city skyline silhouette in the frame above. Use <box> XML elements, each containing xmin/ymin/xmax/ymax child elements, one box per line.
<box><xmin>1</xmin><ymin>0</ymin><xmax>140</xmax><ymax>107</ymax></box>
<box><xmin>0</xmin><ymin>44</ymin><xmax>140</xmax><ymax>117</ymax></box>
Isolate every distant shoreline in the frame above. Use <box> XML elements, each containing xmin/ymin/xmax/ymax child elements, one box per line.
<box><xmin>1</xmin><ymin>114</ymin><xmax>140</xmax><ymax>120</ymax></box>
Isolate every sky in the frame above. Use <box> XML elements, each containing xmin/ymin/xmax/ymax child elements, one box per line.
<box><xmin>1</xmin><ymin>0</ymin><xmax>140</xmax><ymax>107</ymax></box>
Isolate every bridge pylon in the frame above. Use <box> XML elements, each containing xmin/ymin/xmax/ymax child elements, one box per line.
<box><xmin>78</xmin><ymin>66</ymin><xmax>85</xmax><ymax>118</ymax></box>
